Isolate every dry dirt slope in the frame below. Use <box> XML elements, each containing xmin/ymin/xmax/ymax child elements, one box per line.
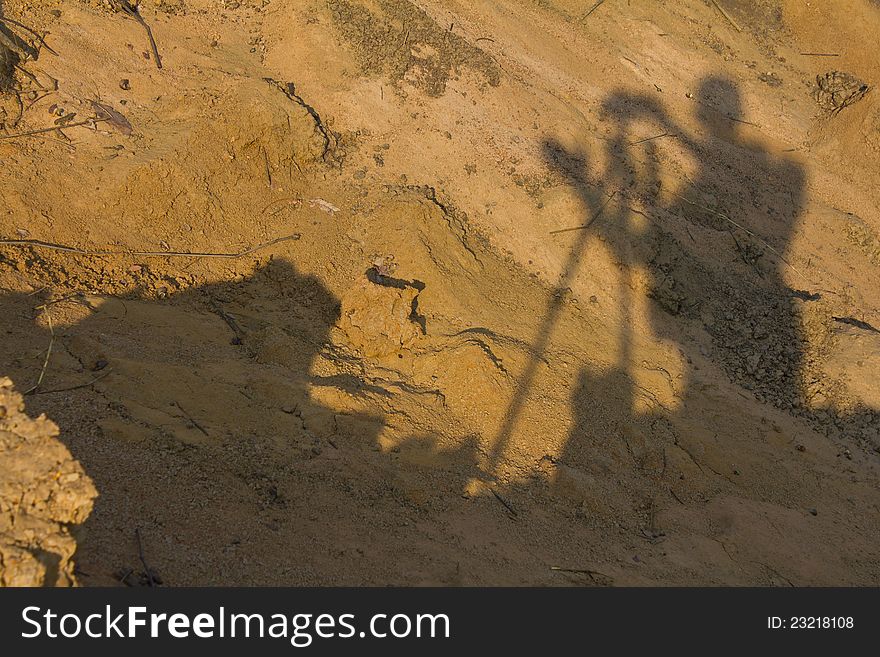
<box><xmin>0</xmin><ymin>0</ymin><xmax>878</xmax><ymax>585</ymax></box>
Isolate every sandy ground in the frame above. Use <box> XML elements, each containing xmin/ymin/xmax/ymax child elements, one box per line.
<box><xmin>0</xmin><ymin>0</ymin><xmax>878</xmax><ymax>585</ymax></box>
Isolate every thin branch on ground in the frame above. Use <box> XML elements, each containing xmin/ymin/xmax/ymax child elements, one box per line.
<box><xmin>0</xmin><ymin>117</ymin><xmax>107</xmax><ymax>140</ymax></box>
<box><xmin>33</xmin><ymin>369</ymin><xmax>113</xmax><ymax>395</ymax></box>
<box><xmin>549</xmin><ymin>191</ymin><xmax>617</xmax><ymax>234</ymax></box>
<box><xmin>582</xmin><ymin>0</ymin><xmax>607</xmax><ymax>20</ymax></box>
<box><xmin>0</xmin><ymin>17</ymin><xmax>58</xmax><ymax>56</ymax></box>
<box><xmin>24</xmin><ymin>308</ymin><xmax>54</xmax><ymax>395</ymax></box>
<box><xmin>135</xmin><ymin>528</ymin><xmax>157</xmax><ymax>587</ymax></box>
<box><xmin>117</xmin><ymin>1</ymin><xmax>163</xmax><ymax>69</ymax></box>
<box><xmin>0</xmin><ymin>234</ymin><xmax>301</xmax><ymax>259</ymax></box>
<box><xmin>710</xmin><ymin>0</ymin><xmax>742</xmax><ymax>32</ymax></box>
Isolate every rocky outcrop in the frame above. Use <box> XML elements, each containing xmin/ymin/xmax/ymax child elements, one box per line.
<box><xmin>0</xmin><ymin>378</ymin><xmax>96</xmax><ymax>586</ymax></box>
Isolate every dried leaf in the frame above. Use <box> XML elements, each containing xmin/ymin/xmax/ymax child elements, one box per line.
<box><xmin>89</xmin><ymin>100</ymin><xmax>133</xmax><ymax>135</ymax></box>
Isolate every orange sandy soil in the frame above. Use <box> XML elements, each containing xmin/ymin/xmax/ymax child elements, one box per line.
<box><xmin>0</xmin><ymin>0</ymin><xmax>878</xmax><ymax>585</ymax></box>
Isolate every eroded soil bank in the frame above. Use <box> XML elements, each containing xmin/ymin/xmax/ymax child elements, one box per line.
<box><xmin>0</xmin><ymin>0</ymin><xmax>878</xmax><ymax>585</ymax></box>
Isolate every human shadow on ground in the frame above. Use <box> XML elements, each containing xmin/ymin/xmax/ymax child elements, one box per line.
<box><xmin>2</xmin><ymin>75</ymin><xmax>878</xmax><ymax>586</ymax></box>
<box><xmin>0</xmin><ymin>258</ymin><xmax>404</xmax><ymax>585</ymax></box>
<box><xmin>534</xmin><ymin>75</ymin><xmax>879</xmax><ymax>513</ymax></box>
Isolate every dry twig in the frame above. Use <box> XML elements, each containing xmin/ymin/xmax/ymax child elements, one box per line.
<box><xmin>630</xmin><ymin>131</ymin><xmax>672</xmax><ymax>146</ymax></box>
<box><xmin>0</xmin><ymin>117</ymin><xmax>108</xmax><ymax>140</ymax></box>
<box><xmin>24</xmin><ymin>307</ymin><xmax>54</xmax><ymax>395</ymax></box>
<box><xmin>0</xmin><ymin>17</ymin><xmax>58</xmax><ymax>56</ymax></box>
<box><xmin>0</xmin><ymin>234</ymin><xmax>301</xmax><ymax>259</ymax></box>
<box><xmin>710</xmin><ymin>0</ymin><xmax>742</xmax><ymax>32</ymax></box>
<box><xmin>117</xmin><ymin>1</ymin><xmax>162</xmax><ymax>69</ymax></box>
<box><xmin>135</xmin><ymin>528</ymin><xmax>157</xmax><ymax>587</ymax></box>
<box><xmin>582</xmin><ymin>0</ymin><xmax>607</xmax><ymax>20</ymax></box>
<box><xmin>491</xmin><ymin>488</ymin><xmax>518</xmax><ymax>517</ymax></box>
<box><xmin>33</xmin><ymin>369</ymin><xmax>113</xmax><ymax>395</ymax></box>
<box><xmin>549</xmin><ymin>565</ymin><xmax>613</xmax><ymax>585</ymax></box>
<box><xmin>549</xmin><ymin>191</ymin><xmax>617</xmax><ymax>234</ymax></box>
<box><xmin>173</xmin><ymin>401</ymin><xmax>209</xmax><ymax>436</ymax></box>
<box><xmin>550</xmin><ymin>565</ymin><xmax>610</xmax><ymax>577</ymax></box>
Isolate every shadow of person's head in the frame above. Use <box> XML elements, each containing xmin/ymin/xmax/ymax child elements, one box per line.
<box><xmin>695</xmin><ymin>75</ymin><xmax>743</xmax><ymax>141</ymax></box>
<box><xmin>0</xmin><ymin>254</ymin><xmax>379</xmax><ymax>584</ymax></box>
<box><xmin>0</xmin><ymin>256</ymin><xmax>343</xmax><ymax>401</ymax></box>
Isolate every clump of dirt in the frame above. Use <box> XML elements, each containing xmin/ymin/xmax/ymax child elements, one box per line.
<box><xmin>327</xmin><ymin>0</ymin><xmax>500</xmax><ymax>96</ymax></box>
<box><xmin>815</xmin><ymin>71</ymin><xmax>870</xmax><ymax>113</ymax></box>
<box><xmin>0</xmin><ymin>378</ymin><xmax>96</xmax><ymax>586</ymax></box>
<box><xmin>339</xmin><ymin>280</ymin><xmax>422</xmax><ymax>357</ymax></box>
<box><xmin>845</xmin><ymin>213</ymin><xmax>880</xmax><ymax>265</ymax></box>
